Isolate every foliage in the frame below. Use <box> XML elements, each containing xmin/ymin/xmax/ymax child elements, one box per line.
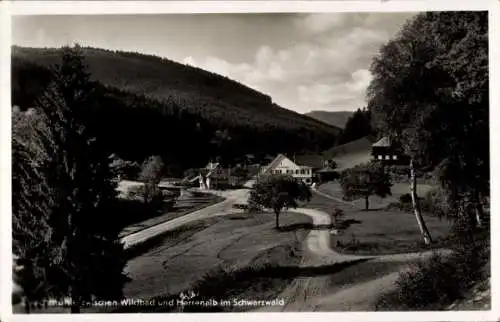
<box><xmin>420</xmin><ymin>188</ymin><xmax>451</xmax><ymax>218</ymax></box>
<box><xmin>110</xmin><ymin>155</ymin><xmax>141</xmax><ymax>180</ymax></box>
<box><xmin>12</xmin><ymin>45</ymin><xmax>128</xmax><ymax>312</ymax></box>
<box><xmin>139</xmin><ymin>156</ymin><xmax>165</xmax><ymax>205</ymax></box>
<box><xmin>367</xmin><ymin>12</ymin><xmax>488</xmax><ymax>225</ymax></box>
<box><xmin>375</xmin><ymin>229</ymin><xmax>489</xmax><ymax>310</ymax></box>
<box><xmin>331</xmin><ymin>208</ymin><xmax>345</xmax><ymax>228</ymax></box>
<box><xmin>126</xmin><ymin>185</ymin><xmax>167</xmax><ymax>209</ymax></box>
<box><xmin>248</xmin><ymin>175</ymin><xmax>312</xmax><ymax>228</ymax></box>
<box><xmin>337</xmin><ymin>108</ymin><xmax>373</xmax><ymax>145</ymax></box>
<box><xmin>183</xmin><ymin>168</ymin><xmax>200</xmax><ymax>180</ymax></box>
<box><xmin>231</xmin><ymin>166</ymin><xmax>249</xmax><ymax>180</ymax></box>
<box><xmin>399</xmin><ymin>193</ymin><xmax>412</xmax><ymax>205</ymax></box>
<box><xmin>339</xmin><ymin>162</ymin><xmax>392</xmax><ymax>210</ymax></box>
<box><xmin>12</xmin><ymin>109</ymin><xmax>54</xmax><ymax>304</ymax></box>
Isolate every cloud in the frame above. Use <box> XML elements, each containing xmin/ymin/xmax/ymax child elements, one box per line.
<box><xmin>295</xmin><ymin>13</ymin><xmax>349</xmax><ymax>35</ymax></box>
<box><xmin>12</xmin><ymin>13</ymin><xmax>415</xmax><ymax>114</ymax></box>
<box><xmin>181</xmin><ymin>13</ymin><xmax>414</xmax><ymax>113</ymax></box>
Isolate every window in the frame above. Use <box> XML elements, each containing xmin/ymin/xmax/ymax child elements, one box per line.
<box><xmin>295</xmin><ymin>169</ymin><xmax>300</xmax><ymax>174</ymax></box>
<box><xmin>378</xmin><ymin>155</ymin><xmax>383</xmax><ymax>160</ymax></box>
<box><xmin>385</xmin><ymin>155</ymin><xmax>390</xmax><ymax>160</ymax></box>
<box><xmin>393</xmin><ymin>155</ymin><xmax>398</xmax><ymax>160</ymax></box>
<box><xmin>300</xmin><ymin>169</ymin><xmax>305</xmax><ymax>174</ymax></box>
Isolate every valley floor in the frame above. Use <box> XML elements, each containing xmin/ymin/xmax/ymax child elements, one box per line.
<box><xmin>15</xmin><ymin>184</ymin><xmax>488</xmax><ymax>314</ymax></box>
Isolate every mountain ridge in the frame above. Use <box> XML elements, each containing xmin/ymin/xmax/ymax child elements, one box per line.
<box><xmin>12</xmin><ymin>45</ymin><xmax>342</xmax><ymax>136</ymax></box>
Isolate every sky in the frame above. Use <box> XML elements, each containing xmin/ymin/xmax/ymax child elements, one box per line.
<box><xmin>12</xmin><ymin>13</ymin><xmax>416</xmax><ymax>114</ymax></box>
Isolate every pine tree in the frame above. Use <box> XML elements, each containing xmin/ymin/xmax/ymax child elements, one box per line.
<box><xmin>14</xmin><ymin>45</ymin><xmax>128</xmax><ymax>313</ymax></box>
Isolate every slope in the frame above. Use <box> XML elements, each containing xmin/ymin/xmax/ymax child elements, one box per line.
<box><xmin>12</xmin><ymin>46</ymin><xmax>341</xmax><ymax>137</ymax></box>
<box><xmin>323</xmin><ymin>135</ymin><xmax>376</xmax><ymax>171</ymax></box>
<box><xmin>12</xmin><ymin>46</ymin><xmax>343</xmax><ymax>173</ymax></box>
<box><xmin>305</xmin><ymin>111</ymin><xmax>353</xmax><ymax>129</ymax></box>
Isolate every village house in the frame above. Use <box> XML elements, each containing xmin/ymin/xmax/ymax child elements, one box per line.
<box><xmin>259</xmin><ymin>154</ymin><xmax>314</xmax><ymax>185</ymax></box>
<box><xmin>294</xmin><ymin>154</ymin><xmax>338</xmax><ymax>183</ymax></box>
<box><xmin>196</xmin><ymin>162</ymin><xmax>231</xmax><ymax>190</ymax></box>
<box><xmin>371</xmin><ymin>136</ymin><xmax>409</xmax><ymax>165</ymax></box>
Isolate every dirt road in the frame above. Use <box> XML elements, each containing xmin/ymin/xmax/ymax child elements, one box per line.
<box><xmin>256</xmin><ymin>204</ymin><xmax>450</xmax><ymax>312</ymax></box>
<box><xmin>121</xmin><ymin>188</ymin><xmax>250</xmax><ymax>249</ymax></box>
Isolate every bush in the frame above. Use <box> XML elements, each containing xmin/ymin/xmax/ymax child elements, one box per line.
<box><xmin>331</xmin><ymin>208</ymin><xmax>345</xmax><ymax>227</ymax></box>
<box><xmin>232</xmin><ymin>203</ymin><xmax>248</xmax><ymax>210</ymax></box>
<box><xmin>246</xmin><ymin>200</ymin><xmax>264</xmax><ymax>214</ymax></box>
<box><xmin>399</xmin><ymin>193</ymin><xmax>412</xmax><ymax>204</ymax></box>
<box><xmin>127</xmin><ymin>185</ymin><xmax>166</xmax><ymax>208</ymax></box>
<box><xmin>375</xmin><ymin>218</ymin><xmax>489</xmax><ymax>310</ymax></box>
<box><xmin>396</xmin><ymin>252</ymin><xmax>459</xmax><ymax>309</ymax></box>
<box><xmin>421</xmin><ymin>188</ymin><xmax>450</xmax><ymax>218</ymax></box>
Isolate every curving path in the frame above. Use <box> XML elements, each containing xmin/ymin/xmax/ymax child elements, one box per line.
<box><xmin>255</xmin><ymin>204</ymin><xmax>451</xmax><ymax>312</ymax></box>
<box><xmin>121</xmin><ymin>188</ymin><xmax>250</xmax><ymax>249</ymax></box>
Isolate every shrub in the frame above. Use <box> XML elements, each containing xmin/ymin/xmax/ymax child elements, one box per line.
<box><xmin>232</xmin><ymin>203</ymin><xmax>248</xmax><ymax>210</ymax></box>
<box><xmin>110</xmin><ymin>156</ymin><xmax>141</xmax><ymax>180</ymax></box>
<box><xmin>421</xmin><ymin>188</ymin><xmax>450</xmax><ymax>218</ymax></box>
<box><xmin>375</xmin><ymin>214</ymin><xmax>489</xmax><ymax>310</ymax></box>
<box><xmin>247</xmin><ymin>200</ymin><xmax>264</xmax><ymax>214</ymax></box>
<box><xmin>127</xmin><ymin>185</ymin><xmax>166</xmax><ymax>208</ymax></box>
<box><xmin>331</xmin><ymin>208</ymin><xmax>345</xmax><ymax>228</ymax></box>
<box><xmin>399</xmin><ymin>193</ymin><xmax>412</xmax><ymax>204</ymax></box>
<box><xmin>378</xmin><ymin>251</ymin><xmax>460</xmax><ymax>310</ymax></box>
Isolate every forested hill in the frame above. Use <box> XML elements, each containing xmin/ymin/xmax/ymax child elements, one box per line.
<box><xmin>12</xmin><ymin>46</ymin><xmax>341</xmax><ymax>136</ymax></box>
<box><xmin>12</xmin><ymin>46</ymin><xmax>341</xmax><ymax>175</ymax></box>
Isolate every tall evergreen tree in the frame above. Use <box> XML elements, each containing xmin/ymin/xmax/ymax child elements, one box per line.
<box><xmin>14</xmin><ymin>45</ymin><xmax>128</xmax><ymax>313</ymax></box>
<box><xmin>337</xmin><ymin>108</ymin><xmax>373</xmax><ymax>144</ymax></box>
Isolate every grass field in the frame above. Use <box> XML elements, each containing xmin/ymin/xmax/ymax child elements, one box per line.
<box><xmin>317</xmin><ymin>181</ymin><xmax>435</xmax><ymax>210</ymax></box>
<box><xmin>304</xmin><ymin>185</ymin><xmax>453</xmax><ymax>255</ymax></box>
<box><xmin>116</xmin><ymin>211</ymin><xmax>313</xmax><ymax>313</ymax></box>
<box><xmin>17</xmin><ymin>211</ymin><xmax>312</xmax><ymax>314</ymax></box>
<box><xmin>118</xmin><ymin>192</ymin><xmax>224</xmax><ymax>238</ymax></box>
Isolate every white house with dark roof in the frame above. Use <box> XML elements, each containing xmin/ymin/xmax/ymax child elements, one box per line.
<box><xmin>259</xmin><ymin>154</ymin><xmax>313</xmax><ymax>184</ymax></box>
<box><xmin>192</xmin><ymin>162</ymin><xmax>231</xmax><ymax>190</ymax></box>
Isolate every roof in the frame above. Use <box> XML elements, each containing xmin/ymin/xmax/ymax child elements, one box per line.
<box><xmin>322</xmin><ymin>136</ymin><xmax>376</xmax><ymax>172</ymax></box>
<box><xmin>205</xmin><ymin>162</ymin><xmax>220</xmax><ymax>170</ymax></box>
<box><xmin>294</xmin><ymin>154</ymin><xmax>324</xmax><ymax>169</ymax></box>
<box><xmin>372</xmin><ymin>136</ymin><xmax>391</xmax><ymax>147</ymax></box>
<box><xmin>261</xmin><ymin>154</ymin><xmax>287</xmax><ymax>174</ymax></box>
<box><xmin>322</xmin><ymin>135</ymin><xmax>377</xmax><ymax>159</ymax></box>
<box><xmin>317</xmin><ymin>166</ymin><xmax>337</xmax><ymax>173</ymax></box>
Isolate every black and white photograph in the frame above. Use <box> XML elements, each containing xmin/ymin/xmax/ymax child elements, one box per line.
<box><xmin>2</xmin><ymin>1</ymin><xmax>495</xmax><ymax>319</ymax></box>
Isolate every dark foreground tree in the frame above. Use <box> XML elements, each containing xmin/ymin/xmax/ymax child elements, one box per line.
<box><xmin>248</xmin><ymin>175</ymin><xmax>312</xmax><ymax>229</ymax></box>
<box><xmin>367</xmin><ymin>12</ymin><xmax>488</xmax><ymax>235</ymax></box>
<box><xmin>339</xmin><ymin>162</ymin><xmax>392</xmax><ymax>211</ymax></box>
<box><xmin>12</xmin><ymin>109</ymin><xmax>54</xmax><ymax>312</ymax></box>
<box><xmin>12</xmin><ymin>45</ymin><xmax>128</xmax><ymax>313</ymax></box>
